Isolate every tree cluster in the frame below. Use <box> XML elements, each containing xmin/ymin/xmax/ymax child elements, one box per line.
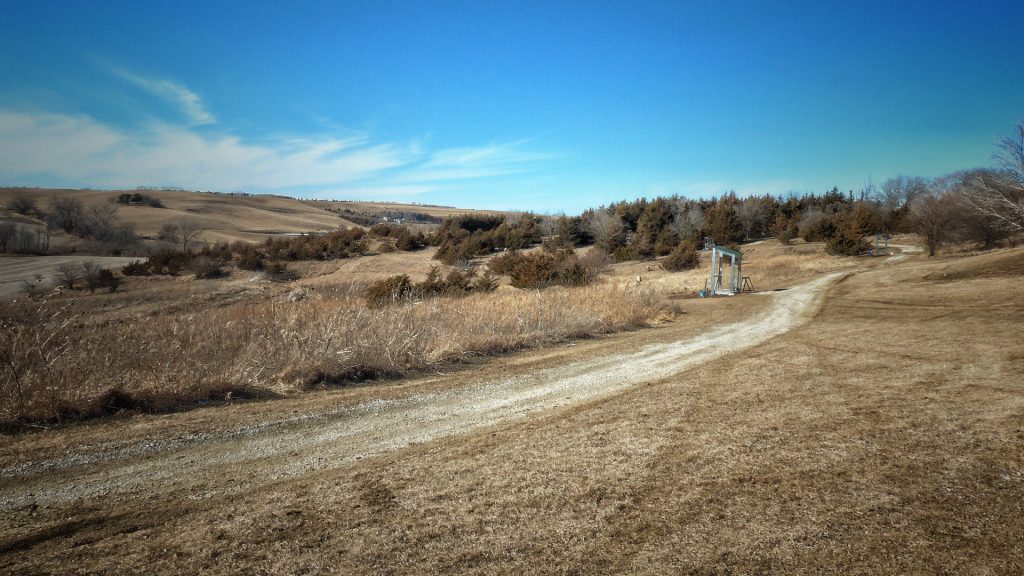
<box><xmin>487</xmin><ymin>248</ymin><xmax>611</xmax><ymax>289</ymax></box>
<box><xmin>115</xmin><ymin>192</ymin><xmax>164</xmax><ymax>208</ymax></box>
<box><xmin>432</xmin><ymin>213</ymin><xmax>543</xmax><ymax>265</ymax></box>
<box><xmin>365</xmin><ymin>266</ymin><xmax>499</xmax><ymax>307</ymax></box>
<box><xmin>369</xmin><ymin>223</ymin><xmax>428</xmax><ymax>251</ymax></box>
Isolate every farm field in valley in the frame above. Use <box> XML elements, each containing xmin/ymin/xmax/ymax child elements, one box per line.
<box><xmin>1</xmin><ymin>246</ymin><xmax>1021</xmax><ymax>574</ymax></box>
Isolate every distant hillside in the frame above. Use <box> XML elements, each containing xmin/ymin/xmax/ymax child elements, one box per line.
<box><xmin>0</xmin><ymin>187</ymin><xmax>497</xmax><ymax>247</ymax></box>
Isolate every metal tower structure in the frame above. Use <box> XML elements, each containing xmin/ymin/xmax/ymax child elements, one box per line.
<box><xmin>707</xmin><ymin>241</ymin><xmax>743</xmax><ymax>295</ymax></box>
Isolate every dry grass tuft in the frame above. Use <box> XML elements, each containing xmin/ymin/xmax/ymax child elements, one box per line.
<box><xmin>0</xmin><ymin>283</ymin><xmax>667</xmax><ymax>427</ymax></box>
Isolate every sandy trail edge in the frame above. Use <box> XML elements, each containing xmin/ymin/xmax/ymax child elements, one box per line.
<box><xmin>0</xmin><ymin>272</ymin><xmax>843</xmax><ymax>512</ymax></box>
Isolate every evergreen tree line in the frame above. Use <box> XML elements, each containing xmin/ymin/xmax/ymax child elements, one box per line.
<box><xmin>424</xmin><ymin>162</ymin><xmax>1021</xmax><ymax>263</ymax></box>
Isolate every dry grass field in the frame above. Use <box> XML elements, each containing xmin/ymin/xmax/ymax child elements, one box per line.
<box><xmin>0</xmin><ymin>239</ymin><xmax>896</xmax><ymax>425</ymax></box>
<box><xmin>0</xmin><ymin>188</ymin><xmax>360</xmax><ymax>244</ymax></box>
<box><xmin>0</xmin><ymin>274</ymin><xmax>670</xmax><ymax>425</ymax></box>
<box><xmin>305</xmin><ymin>199</ymin><xmax>503</xmax><ymax>219</ymax></box>
<box><xmin>0</xmin><ymin>255</ymin><xmax>139</xmax><ymax>297</ymax></box>
<box><xmin>1</xmin><ymin>243</ymin><xmax>1020</xmax><ymax>574</ymax></box>
<box><xmin>0</xmin><ymin>188</ymin><xmax>503</xmax><ymax>246</ymax></box>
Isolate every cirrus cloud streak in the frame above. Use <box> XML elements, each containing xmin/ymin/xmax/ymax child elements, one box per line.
<box><xmin>0</xmin><ymin>108</ymin><xmax>549</xmax><ymax>198</ymax></box>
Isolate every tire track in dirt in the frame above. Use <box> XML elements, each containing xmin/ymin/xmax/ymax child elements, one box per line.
<box><xmin>0</xmin><ymin>273</ymin><xmax>843</xmax><ymax>513</ymax></box>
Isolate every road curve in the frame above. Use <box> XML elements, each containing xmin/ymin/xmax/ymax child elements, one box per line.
<box><xmin>0</xmin><ymin>272</ymin><xmax>843</xmax><ymax>513</ymax></box>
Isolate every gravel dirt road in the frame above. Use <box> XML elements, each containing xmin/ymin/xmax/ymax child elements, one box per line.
<box><xmin>0</xmin><ymin>273</ymin><xmax>839</xmax><ymax>517</ymax></box>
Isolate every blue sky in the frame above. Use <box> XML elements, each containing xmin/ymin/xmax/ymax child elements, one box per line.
<box><xmin>1</xmin><ymin>1</ymin><xmax>1022</xmax><ymax>213</ymax></box>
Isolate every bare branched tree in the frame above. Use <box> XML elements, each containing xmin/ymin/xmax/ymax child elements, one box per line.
<box><xmin>877</xmin><ymin>175</ymin><xmax>929</xmax><ymax>211</ymax></box>
<box><xmin>179</xmin><ymin>219</ymin><xmax>202</xmax><ymax>253</ymax></box>
<box><xmin>84</xmin><ymin>204</ymin><xmax>118</xmax><ymax>241</ymax></box>
<box><xmin>49</xmin><ymin>196</ymin><xmax>84</xmax><ymax>233</ymax></box>
<box><xmin>960</xmin><ymin>122</ymin><xmax>1024</xmax><ymax>233</ymax></box>
<box><xmin>583</xmin><ymin>211</ymin><xmax>626</xmax><ymax>252</ymax></box>
<box><xmin>0</xmin><ymin>222</ymin><xmax>15</xmax><ymax>253</ymax></box>
<box><xmin>56</xmin><ymin>262</ymin><xmax>82</xmax><ymax>290</ymax></box>
<box><xmin>671</xmin><ymin>204</ymin><xmax>703</xmax><ymax>241</ymax></box>
<box><xmin>10</xmin><ymin>193</ymin><xmax>37</xmax><ymax>216</ymax></box>
<box><xmin>910</xmin><ymin>191</ymin><xmax>960</xmax><ymax>256</ymax></box>
<box><xmin>797</xmin><ymin>207</ymin><xmax>827</xmax><ymax>239</ymax></box>
<box><xmin>159</xmin><ymin>223</ymin><xmax>181</xmax><ymax>244</ymax></box>
<box><xmin>734</xmin><ymin>199</ymin><xmax>765</xmax><ymax>241</ymax></box>
<box><xmin>875</xmin><ymin>175</ymin><xmax>929</xmax><ymax>230</ymax></box>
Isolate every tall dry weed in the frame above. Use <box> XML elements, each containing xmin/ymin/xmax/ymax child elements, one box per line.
<box><xmin>0</xmin><ymin>283</ymin><xmax>666</xmax><ymax>426</ymax></box>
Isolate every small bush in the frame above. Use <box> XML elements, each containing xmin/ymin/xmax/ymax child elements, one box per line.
<box><xmin>190</xmin><ymin>256</ymin><xmax>226</xmax><ymax>279</ymax></box>
<box><xmin>509</xmin><ymin>252</ymin><xmax>558</xmax><ymax>289</ymax></box>
<box><xmin>487</xmin><ymin>250</ymin><xmax>522</xmax><ymax>276</ymax></box>
<box><xmin>473</xmin><ymin>270</ymin><xmax>499</xmax><ymax>292</ymax></box>
<box><xmin>826</xmin><ymin>228</ymin><xmax>870</xmax><ymax>256</ymax></box>
<box><xmin>366</xmin><ymin>275</ymin><xmax>413</xmax><ymax>307</ymax></box>
<box><xmin>661</xmin><ymin>240</ymin><xmax>701</xmax><ymax>271</ymax></box>
<box><xmin>86</xmin><ymin>268</ymin><xmax>121</xmax><ymax>293</ymax></box>
<box><xmin>370</xmin><ymin>223</ymin><xmax>426</xmax><ymax>251</ymax></box>
<box><xmin>121</xmin><ymin>260</ymin><xmax>150</xmax><ymax>276</ymax></box>
<box><xmin>236</xmin><ymin>245</ymin><xmax>265</xmax><ymax>270</ymax></box>
<box><xmin>778</xmin><ymin>225</ymin><xmax>797</xmax><ymax>245</ymax></box>
<box><xmin>612</xmin><ymin>245</ymin><xmax>639</xmax><ymax>262</ymax></box>
<box><xmin>489</xmin><ymin>248</ymin><xmax>605</xmax><ymax>289</ymax></box>
<box><xmin>266</xmin><ymin>261</ymin><xmax>299</xmax><ymax>282</ymax></box>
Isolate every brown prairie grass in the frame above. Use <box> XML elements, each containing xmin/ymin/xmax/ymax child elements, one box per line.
<box><xmin>740</xmin><ymin>241</ymin><xmax>857</xmax><ymax>288</ymax></box>
<box><xmin>0</xmin><ymin>282</ymin><xmax>671</xmax><ymax>427</ymax></box>
<box><xmin>23</xmin><ymin>248</ymin><xmax>1015</xmax><ymax>575</ymax></box>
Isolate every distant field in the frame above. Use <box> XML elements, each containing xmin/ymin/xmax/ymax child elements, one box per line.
<box><xmin>305</xmin><ymin>199</ymin><xmax>504</xmax><ymax>220</ymax></box>
<box><xmin>0</xmin><ymin>255</ymin><xmax>139</xmax><ymax>297</ymax></box>
<box><xmin>0</xmin><ymin>188</ymin><xmax>498</xmax><ymax>249</ymax></box>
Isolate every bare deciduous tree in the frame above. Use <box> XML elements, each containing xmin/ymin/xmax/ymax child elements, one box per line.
<box><xmin>877</xmin><ymin>175</ymin><xmax>929</xmax><ymax>211</ymax></box>
<box><xmin>0</xmin><ymin>222</ymin><xmax>15</xmax><ymax>253</ymax></box>
<box><xmin>179</xmin><ymin>219</ymin><xmax>202</xmax><ymax>253</ymax></box>
<box><xmin>49</xmin><ymin>196</ymin><xmax>84</xmax><ymax>233</ymax></box>
<box><xmin>159</xmin><ymin>223</ymin><xmax>181</xmax><ymax>244</ymax></box>
<box><xmin>910</xmin><ymin>191</ymin><xmax>960</xmax><ymax>256</ymax></box>
<box><xmin>961</xmin><ymin>122</ymin><xmax>1024</xmax><ymax>233</ymax></box>
<box><xmin>56</xmin><ymin>262</ymin><xmax>82</xmax><ymax>290</ymax></box>
<box><xmin>84</xmin><ymin>204</ymin><xmax>118</xmax><ymax>241</ymax></box>
<box><xmin>734</xmin><ymin>199</ymin><xmax>765</xmax><ymax>241</ymax></box>
<box><xmin>10</xmin><ymin>193</ymin><xmax>37</xmax><ymax>216</ymax></box>
<box><xmin>583</xmin><ymin>211</ymin><xmax>626</xmax><ymax>253</ymax></box>
<box><xmin>797</xmin><ymin>207</ymin><xmax>827</xmax><ymax>239</ymax></box>
<box><xmin>671</xmin><ymin>204</ymin><xmax>703</xmax><ymax>241</ymax></box>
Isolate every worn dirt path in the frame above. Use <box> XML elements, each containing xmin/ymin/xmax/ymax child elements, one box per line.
<box><xmin>0</xmin><ymin>272</ymin><xmax>842</xmax><ymax>516</ymax></box>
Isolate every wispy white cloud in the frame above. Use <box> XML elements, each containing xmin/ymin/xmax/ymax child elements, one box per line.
<box><xmin>0</xmin><ymin>109</ymin><xmax>548</xmax><ymax>198</ymax></box>
<box><xmin>402</xmin><ymin>141</ymin><xmax>555</xmax><ymax>182</ymax></box>
<box><xmin>107</xmin><ymin>67</ymin><xmax>216</xmax><ymax>126</ymax></box>
<box><xmin>313</xmin><ymin>185</ymin><xmax>439</xmax><ymax>199</ymax></box>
